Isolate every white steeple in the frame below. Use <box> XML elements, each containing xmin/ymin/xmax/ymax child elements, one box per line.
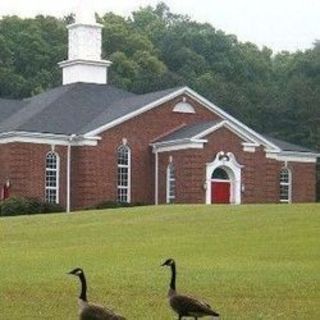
<box><xmin>58</xmin><ymin>2</ymin><xmax>112</xmax><ymax>85</ymax></box>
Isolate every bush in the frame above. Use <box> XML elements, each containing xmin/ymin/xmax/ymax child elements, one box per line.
<box><xmin>0</xmin><ymin>197</ymin><xmax>64</xmax><ymax>217</ymax></box>
<box><xmin>91</xmin><ymin>200</ymin><xmax>148</xmax><ymax>210</ymax></box>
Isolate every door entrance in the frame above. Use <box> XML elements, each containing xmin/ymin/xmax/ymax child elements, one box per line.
<box><xmin>211</xmin><ymin>167</ymin><xmax>231</xmax><ymax>204</ymax></box>
<box><xmin>211</xmin><ymin>181</ymin><xmax>231</xmax><ymax>204</ymax></box>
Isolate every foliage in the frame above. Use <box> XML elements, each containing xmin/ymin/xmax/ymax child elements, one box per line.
<box><xmin>0</xmin><ymin>196</ymin><xmax>64</xmax><ymax>216</ymax></box>
<box><xmin>90</xmin><ymin>200</ymin><xmax>148</xmax><ymax>210</ymax></box>
<box><xmin>1</xmin><ymin>204</ymin><xmax>320</xmax><ymax>319</ymax></box>
<box><xmin>0</xmin><ymin>4</ymin><xmax>319</xmax><ymax>151</ymax></box>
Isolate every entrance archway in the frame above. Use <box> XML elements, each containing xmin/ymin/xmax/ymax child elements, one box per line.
<box><xmin>206</xmin><ymin>152</ymin><xmax>243</xmax><ymax>205</ymax></box>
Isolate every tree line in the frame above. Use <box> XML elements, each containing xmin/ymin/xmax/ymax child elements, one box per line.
<box><xmin>0</xmin><ymin>3</ymin><xmax>319</xmax><ymax>154</ymax></box>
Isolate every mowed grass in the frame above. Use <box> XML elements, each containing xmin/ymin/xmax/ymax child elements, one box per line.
<box><xmin>0</xmin><ymin>204</ymin><xmax>319</xmax><ymax>320</ymax></box>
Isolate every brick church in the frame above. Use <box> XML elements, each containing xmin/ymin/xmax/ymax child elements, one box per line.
<box><xmin>0</xmin><ymin>11</ymin><xmax>318</xmax><ymax>211</ymax></box>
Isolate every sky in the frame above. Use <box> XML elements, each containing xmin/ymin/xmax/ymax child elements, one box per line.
<box><xmin>0</xmin><ymin>0</ymin><xmax>319</xmax><ymax>52</ymax></box>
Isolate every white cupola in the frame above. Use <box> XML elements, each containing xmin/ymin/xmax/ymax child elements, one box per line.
<box><xmin>58</xmin><ymin>3</ymin><xmax>112</xmax><ymax>85</ymax></box>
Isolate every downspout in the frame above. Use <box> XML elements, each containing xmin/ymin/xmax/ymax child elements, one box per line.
<box><xmin>154</xmin><ymin>148</ymin><xmax>159</xmax><ymax>205</ymax></box>
<box><xmin>67</xmin><ymin>134</ymin><xmax>76</xmax><ymax>213</ymax></box>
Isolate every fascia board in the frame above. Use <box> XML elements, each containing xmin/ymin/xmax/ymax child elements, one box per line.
<box><xmin>0</xmin><ymin>131</ymin><xmax>98</xmax><ymax>146</ymax></box>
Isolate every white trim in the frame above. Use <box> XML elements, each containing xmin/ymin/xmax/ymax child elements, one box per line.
<box><xmin>117</xmin><ymin>144</ymin><xmax>131</xmax><ymax>203</ymax></box>
<box><xmin>266</xmin><ymin>151</ymin><xmax>318</xmax><ymax>163</ymax></box>
<box><xmin>155</xmin><ymin>150</ymin><xmax>159</xmax><ymax>205</ymax></box>
<box><xmin>66</xmin><ymin>143</ymin><xmax>71</xmax><ymax>212</ymax></box>
<box><xmin>184</xmin><ymin>87</ymin><xmax>280</xmax><ymax>150</ymax></box>
<box><xmin>242</xmin><ymin>142</ymin><xmax>258</xmax><ymax>153</ymax></box>
<box><xmin>67</xmin><ymin>22</ymin><xmax>104</xmax><ymax>30</ymax></box>
<box><xmin>84</xmin><ymin>88</ymin><xmax>187</xmax><ymax>137</ymax></box>
<box><xmin>45</xmin><ymin>151</ymin><xmax>60</xmax><ymax>204</ymax></box>
<box><xmin>58</xmin><ymin>59</ymin><xmax>112</xmax><ymax>68</ymax></box>
<box><xmin>151</xmin><ymin>119</ymin><xmax>261</xmax><ymax>154</ymax></box>
<box><xmin>173</xmin><ymin>102</ymin><xmax>196</xmax><ymax>114</ymax></box>
<box><xmin>0</xmin><ymin>132</ymin><xmax>99</xmax><ymax>146</ymax></box>
<box><xmin>166</xmin><ymin>162</ymin><xmax>176</xmax><ymax>204</ymax></box>
<box><xmin>206</xmin><ymin>152</ymin><xmax>243</xmax><ymax>205</ymax></box>
<box><xmin>193</xmin><ymin>120</ymin><xmax>259</xmax><ymax>145</ymax></box>
<box><xmin>84</xmin><ymin>86</ymin><xmax>280</xmax><ymax>151</ymax></box>
<box><xmin>153</xmin><ymin>142</ymin><xmax>205</xmax><ymax>153</ymax></box>
<box><xmin>280</xmin><ymin>167</ymin><xmax>292</xmax><ymax>203</ymax></box>
<box><xmin>66</xmin><ymin>134</ymin><xmax>76</xmax><ymax>213</ymax></box>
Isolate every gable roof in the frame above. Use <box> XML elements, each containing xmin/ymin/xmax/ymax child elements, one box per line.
<box><xmin>154</xmin><ymin>120</ymin><xmax>317</xmax><ymax>154</ymax></box>
<box><xmin>0</xmin><ymin>83</ymin><xmax>136</xmax><ymax>135</ymax></box>
<box><xmin>263</xmin><ymin>135</ymin><xmax>315</xmax><ymax>153</ymax></box>
<box><xmin>155</xmin><ymin>120</ymin><xmax>223</xmax><ymax>143</ymax></box>
<box><xmin>0</xmin><ymin>83</ymin><xmax>317</xmax><ymax>158</ymax></box>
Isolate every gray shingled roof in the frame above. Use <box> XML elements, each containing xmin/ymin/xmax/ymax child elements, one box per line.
<box><xmin>0</xmin><ymin>98</ymin><xmax>26</xmax><ymax>124</ymax></box>
<box><xmin>156</xmin><ymin>120</ymin><xmax>223</xmax><ymax>142</ymax></box>
<box><xmin>0</xmin><ymin>83</ymin><xmax>316</xmax><ymax>155</ymax></box>
<box><xmin>0</xmin><ymin>83</ymin><xmax>181</xmax><ymax>135</ymax></box>
<box><xmin>263</xmin><ymin>135</ymin><xmax>315</xmax><ymax>153</ymax></box>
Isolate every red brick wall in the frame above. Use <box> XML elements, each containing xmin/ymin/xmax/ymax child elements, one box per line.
<box><xmin>157</xmin><ymin>127</ymin><xmax>317</xmax><ymax>204</ymax></box>
<box><xmin>0</xmin><ymin>143</ymin><xmax>68</xmax><ymax>207</ymax></box>
<box><xmin>71</xmin><ymin>95</ymin><xmax>221</xmax><ymax>209</ymax></box>
<box><xmin>290</xmin><ymin>162</ymin><xmax>316</xmax><ymax>202</ymax></box>
<box><xmin>0</xmin><ymin>94</ymin><xmax>317</xmax><ymax>209</ymax></box>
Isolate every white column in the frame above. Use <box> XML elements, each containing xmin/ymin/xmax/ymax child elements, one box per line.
<box><xmin>155</xmin><ymin>149</ymin><xmax>159</xmax><ymax>205</ymax></box>
<box><xmin>66</xmin><ymin>135</ymin><xmax>76</xmax><ymax>212</ymax></box>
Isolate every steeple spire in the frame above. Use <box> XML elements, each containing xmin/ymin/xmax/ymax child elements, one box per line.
<box><xmin>58</xmin><ymin>2</ymin><xmax>112</xmax><ymax>85</ymax></box>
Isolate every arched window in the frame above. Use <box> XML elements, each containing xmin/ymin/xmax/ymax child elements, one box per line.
<box><xmin>212</xmin><ymin>167</ymin><xmax>229</xmax><ymax>180</ymax></box>
<box><xmin>117</xmin><ymin>144</ymin><xmax>131</xmax><ymax>203</ymax></box>
<box><xmin>280</xmin><ymin>168</ymin><xmax>292</xmax><ymax>203</ymax></box>
<box><xmin>166</xmin><ymin>163</ymin><xmax>176</xmax><ymax>203</ymax></box>
<box><xmin>45</xmin><ymin>151</ymin><xmax>60</xmax><ymax>203</ymax></box>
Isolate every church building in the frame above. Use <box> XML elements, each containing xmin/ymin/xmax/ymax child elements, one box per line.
<box><xmin>0</xmin><ymin>12</ymin><xmax>318</xmax><ymax>211</ymax></box>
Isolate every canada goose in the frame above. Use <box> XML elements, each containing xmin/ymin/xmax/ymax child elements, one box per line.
<box><xmin>67</xmin><ymin>268</ymin><xmax>126</xmax><ymax>320</ymax></box>
<box><xmin>161</xmin><ymin>259</ymin><xmax>220</xmax><ymax>320</ymax></box>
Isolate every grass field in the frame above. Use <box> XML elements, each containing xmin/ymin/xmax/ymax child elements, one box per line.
<box><xmin>1</xmin><ymin>204</ymin><xmax>320</xmax><ymax>319</ymax></box>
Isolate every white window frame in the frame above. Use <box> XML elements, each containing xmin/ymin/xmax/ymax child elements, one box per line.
<box><xmin>166</xmin><ymin>163</ymin><xmax>176</xmax><ymax>204</ymax></box>
<box><xmin>117</xmin><ymin>144</ymin><xmax>131</xmax><ymax>203</ymax></box>
<box><xmin>280</xmin><ymin>168</ymin><xmax>292</xmax><ymax>203</ymax></box>
<box><xmin>45</xmin><ymin>151</ymin><xmax>60</xmax><ymax>204</ymax></box>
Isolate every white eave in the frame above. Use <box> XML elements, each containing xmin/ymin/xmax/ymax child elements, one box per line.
<box><xmin>151</xmin><ymin>138</ymin><xmax>207</xmax><ymax>153</ymax></box>
<box><xmin>0</xmin><ymin>131</ymin><xmax>100</xmax><ymax>146</ymax></box>
<box><xmin>266</xmin><ymin>149</ymin><xmax>319</xmax><ymax>163</ymax></box>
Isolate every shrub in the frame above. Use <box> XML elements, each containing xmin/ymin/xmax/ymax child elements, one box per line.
<box><xmin>91</xmin><ymin>200</ymin><xmax>148</xmax><ymax>210</ymax></box>
<box><xmin>0</xmin><ymin>197</ymin><xmax>64</xmax><ymax>217</ymax></box>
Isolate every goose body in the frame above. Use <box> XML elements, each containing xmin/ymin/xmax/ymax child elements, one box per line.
<box><xmin>162</xmin><ymin>259</ymin><xmax>219</xmax><ymax>320</ymax></box>
<box><xmin>68</xmin><ymin>268</ymin><xmax>126</xmax><ymax>320</ymax></box>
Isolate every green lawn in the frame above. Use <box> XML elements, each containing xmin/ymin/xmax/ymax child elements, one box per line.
<box><xmin>1</xmin><ymin>204</ymin><xmax>319</xmax><ymax>319</ymax></box>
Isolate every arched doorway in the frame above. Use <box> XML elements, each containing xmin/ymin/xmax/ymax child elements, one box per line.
<box><xmin>211</xmin><ymin>167</ymin><xmax>232</xmax><ymax>204</ymax></box>
<box><xmin>205</xmin><ymin>152</ymin><xmax>243</xmax><ymax>205</ymax></box>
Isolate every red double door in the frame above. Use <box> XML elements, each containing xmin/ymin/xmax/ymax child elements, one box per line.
<box><xmin>211</xmin><ymin>181</ymin><xmax>230</xmax><ymax>204</ymax></box>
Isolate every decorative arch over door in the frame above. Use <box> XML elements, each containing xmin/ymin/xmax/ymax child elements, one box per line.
<box><xmin>206</xmin><ymin>152</ymin><xmax>243</xmax><ymax>205</ymax></box>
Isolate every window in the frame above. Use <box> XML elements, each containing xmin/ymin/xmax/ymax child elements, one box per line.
<box><xmin>117</xmin><ymin>144</ymin><xmax>131</xmax><ymax>203</ymax></box>
<box><xmin>166</xmin><ymin>163</ymin><xmax>176</xmax><ymax>203</ymax></box>
<box><xmin>173</xmin><ymin>102</ymin><xmax>196</xmax><ymax>114</ymax></box>
<box><xmin>212</xmin><ymin>167</ymin><xmax>229</xmax><ymax>180</ymax></box>
<box><xmin>280</xmin><ymin>168</ymin><xmax>292</xmax><ymax>203</ymax></box>
<box><xmin>45</xmin><ymin>152</ymin><xmax>60</xmax><ymax>203</ymax></box>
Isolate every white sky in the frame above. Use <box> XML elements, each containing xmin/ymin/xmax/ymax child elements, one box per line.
<box><xmin>0</xmin><ymin>0</ymin><xmax>319</xmax><ymax>52</ymax></box>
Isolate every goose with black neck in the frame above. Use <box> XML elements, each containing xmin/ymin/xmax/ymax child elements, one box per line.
<box><xmin>67</xmin><ymin>268</ymin><xmax>126</xmax><ymax>320</ymax></box>
<box><xmin>161</xmin><ymin>259</ymin><xmax>220</xmax><ymax>319</ymax></box>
